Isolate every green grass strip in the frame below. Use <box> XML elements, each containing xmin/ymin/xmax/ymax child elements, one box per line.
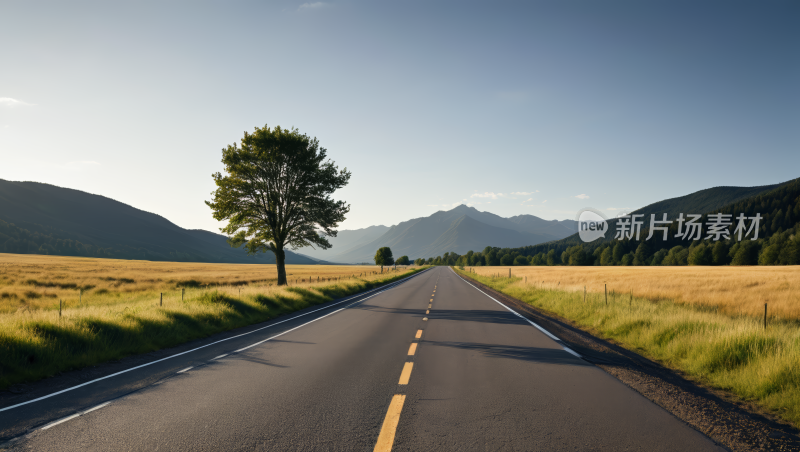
<box><xmin>0</xmin><ymin>268</ymin><xmax>426</xmax><ymax>390</ymax></box>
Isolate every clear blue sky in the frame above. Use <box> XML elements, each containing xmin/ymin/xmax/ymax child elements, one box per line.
<box><xmin>2</xmin><ymin>1</ymin><xmax>797</xmax><ymax>231</ymax></box>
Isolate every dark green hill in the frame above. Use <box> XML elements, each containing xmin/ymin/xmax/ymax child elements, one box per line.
<box><xmin>0</xmin><ymin>180</ymin><xmax>317</xmax><ymax>264</ymax></box>
<box><xmin>630</xmin><ymin>183</ymin><xmax>784</xmax><ymax>219</ymax></box>
<box><xmin>531</xmin><ymin>180</ymin><xmax>791</xmax><ymax>250</ymax></box>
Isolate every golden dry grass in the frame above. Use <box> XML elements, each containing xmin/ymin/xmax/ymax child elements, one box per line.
<box><xmin>0</xmin><ymin>253</ymin><xmax>422</xmax><ymax>389</ymax></box>
<box><xmin>0</xmin><ymin>253</ymin><xmax>403</xmax><ymax>314</ymax></box>
<box><xmin>467</xmin><ymin>266</ymin><xmax>800</xmax><ymax>320</ymax></box>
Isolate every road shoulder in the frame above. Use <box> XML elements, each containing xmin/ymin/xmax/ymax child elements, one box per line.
<box><xmin>458</xmin><ymin>272</ymin><xmax>800</xmax><ymax>452</ymax></box>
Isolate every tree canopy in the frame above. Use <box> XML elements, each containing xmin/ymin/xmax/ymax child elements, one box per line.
<box><xmin>395</xmin><ymin>255</ymin><xmax>410</xmax><ymax>265</ymax></box>
<box><xmin>206</xmin><ymin>125</ymin><xmax>350</xmax><ymax>285</ymax></box>
<box><xmin>374</xmin><ymin>247</ymin><xmax>394</xmax><ymax>270</ymax></box>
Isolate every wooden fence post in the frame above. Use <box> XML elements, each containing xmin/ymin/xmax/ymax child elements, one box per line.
<box><xmin>605</xmin><ymin>283</ymin><xmax>607</xmax><ymax>306</ymax></box>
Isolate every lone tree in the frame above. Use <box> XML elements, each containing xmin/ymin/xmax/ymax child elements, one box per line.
<box><xmin>207</xmin><ymin>125</ymin><xmax>350</xmax><ymax>285</ymax></box>
<box><xmin>374</xmin><ymin>247</ymin><xmax>394</xmax><ymax>272</ymax></box>
<box><xmin>395</xmin><ymin>255</ymin><xmax>410</xmax><ymax>266</ymax></box>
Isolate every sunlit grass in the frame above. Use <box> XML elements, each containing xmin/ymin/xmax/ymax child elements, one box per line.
<box><xmin>467</xmin><ymin>265</ymin><xmax>800</xmax><ymax>320</ymax></box>
<box><xmin>0</xmin><ymin>253</ymin><xmax>422</xmax><ymax>389</ymax></box>
<box><xmin>456</xmin><ymin>267</ymin><xmax>800</xmax><ymax>427</ymax></box>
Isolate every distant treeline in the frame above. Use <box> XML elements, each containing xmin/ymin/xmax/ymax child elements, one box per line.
<box><xmin>415</xmin><ymin>178</ymin><xmax>800</xmax><ymax>267</ymax></box>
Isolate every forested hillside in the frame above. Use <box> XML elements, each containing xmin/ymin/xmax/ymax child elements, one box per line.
<box><xmin>0</xmin><ymin>180</ymin><xmax>316</xmax><ymax>264</ymax></box>
<box><xmin>415</xmin><ymin>178</ymin><xmax>800</xmax><ymax>267</ymax></box>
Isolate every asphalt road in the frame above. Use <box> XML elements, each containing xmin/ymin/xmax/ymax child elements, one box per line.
<box><xmin>1</xmin><ymin>267</ymin><xmax>723</xmax><ymax>451</ymax></box>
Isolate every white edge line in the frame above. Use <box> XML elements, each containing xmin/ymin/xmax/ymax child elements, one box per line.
<box><xmin>177</xmin><ymin>367</ymin><xmax>193</xmax><ymax>374</ymax></box>
<box><xmin>82</xmin><ymin>401</ymin><xmax>111</xmax><ymax>414</ymax></box>
<box><xmin>40</xmin><ymin>413</ymin><xmax>80</xmax><ymax>430</ymax></box>
<box><xmin>213</xmin><ymin>354</ymin><xmax>228</xmax><ymax>360</ymax></box>
<box><xmin>1</xmin><ymin>269</ymin><xmax>429</xmax><ymax>413</ymax></box>
<box><xmin>39</xmin><ymin>401</ymin><xmax>111</xmax><ymax>431</ymax></box>
<box><xmin>451</xmin><ymin>269</ymin><xmax>582</xmax><ymax>359</ymax></box>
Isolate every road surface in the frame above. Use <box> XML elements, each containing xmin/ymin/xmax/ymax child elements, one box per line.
<box><xmin>1</xmin><ymin>267</ymin><xmax>722</xmax><ymax>451</ymax></box>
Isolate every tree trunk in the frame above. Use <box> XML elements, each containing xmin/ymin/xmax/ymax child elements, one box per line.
<box><xmin>275</xmin><ymin>246</ymin><xmax>287</xmax><ymax>286</ymax></box>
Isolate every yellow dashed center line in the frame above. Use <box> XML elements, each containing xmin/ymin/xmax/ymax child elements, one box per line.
<box><xmin>415</xmin><ymin>330</ymin><xmax>422</xmax><ymax>339</ymax></box>
<box><xmin>425</xmin><ymin>309</ymin><xmax>429</xmax><ymax>315</ymax></box>
<box><xmin>398</xmin><ymin>362</ymin><xmax>414</xmax><ymax>384</ymax></box>
<box><xmin>373</xmin><ymin>394</ymin><xmax>406</xmax><ymax>452</ymax></box>
<box><xmin>408</xmin><ymin>343</ymin><xmax>418</xmax><ymax>355</ymax></box>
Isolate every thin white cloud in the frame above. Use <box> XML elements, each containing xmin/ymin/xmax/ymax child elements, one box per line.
<box><xmin>0</xmin><ymin>97</ymin><xmax>34</xmax><ymax>107</ymax></box>
<box><xmin>511</xmin><ymin>191</ymin><xmax>538</xmax><ymax>195</ymax></box>
<box><xmin>542</xmin><ymin>200</ymin><xmax>547</xmax><ymax>203</ymax></box>
<box><xmin>298</xmin><ymin>2</ymin><xmax>327</xmax><ymax>10</ymax></box>
<box><xmin>574</xmin><ymin>194</ymin><xmax>590</xmax><ymax>200</ymax></box>
<box><xmin>470</xmin><ymin>192</ymin><xmax>505</xmax><ymax>199</ymax></box>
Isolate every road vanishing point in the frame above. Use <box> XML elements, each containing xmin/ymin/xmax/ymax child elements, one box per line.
<box><xmin>1</xmin><ymin>267</ymin><xmax>723</xmax><ymax>451</ymax></box>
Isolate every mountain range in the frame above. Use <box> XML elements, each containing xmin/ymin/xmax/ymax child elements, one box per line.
<box><xmin>302</xmin><ymin>205</ymin><xmax>577</xmax><ymax>263</ymax></box>
<box><xmin>0</xmin><ymin>180</ymin><xmax>316</xmax><ymax>264</ymax></box>
<box><xmin>548</xmin><ymin>181</ymin><xmax>788</xmax><ymax>249</ymax></box>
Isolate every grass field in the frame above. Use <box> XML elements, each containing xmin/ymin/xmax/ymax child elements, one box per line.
<box><xmin>457</xmin><ymin>266</ymin><xmax>800</xmax><ymax>427</ymax></box>
<box><xmin>470</xmin><ymin>265</ymin><xmax>800</xmax><ymax>320</ymax></box>
<box><xmin>0</xmin><ymin>254</ymin><xmax>421</xmax><ymax>390</ymax></box>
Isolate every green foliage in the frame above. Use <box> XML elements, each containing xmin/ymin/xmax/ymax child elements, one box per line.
<box><xmin>395</xmin><ymin>255</ymin><xmax>410</xmax><ymax>265</ymax></box>
<box><xmin>712</xmin><ymin>241</ymin><xmax>730</xmax><ymax>265</ymax></box>
<box><xmin>688</xmin><ymin>243</ymin><xmax>713</xmax><ymax>265</ymax></box>
<box><xmin>662</xmin><ymin>246</ymin><xmax>688</xmax><ymax>266</ymax></box>
<box><xmin>612</xmin><ymin>242</ymin><xmax>625</xmax><ymax>263</ymax></box>
<box><xmin>600</xmin><ymin>247</ymin><xmax>613</xmax><ymax>266</ymax></box>
<box><xmin>621</xmin><ymin>253</ymin><xmax>634</xmax><ymax>266</ymax></box>
<box><xmin>730</xmin><ymin>241</ymin><xmax>759</xmax><ymax>265</ymax></box>
<box><xmin>374</xmin><ymin>247</ymin><xmax>394</xmax><ymax>269</ymax></box>
<box><xmin>633</xmin><ymin>242</ymin><xmax>650</xmax><ymax>266</ymax></box>
<box><xmin>513</xmin><ymin>255</ymin><xmax>529</xmax><ymax>266</ymax></box>
<box><xmin>206</xmin><ymin>125</ymin><xmax>351</xmax><ymax>285</ymax></box>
